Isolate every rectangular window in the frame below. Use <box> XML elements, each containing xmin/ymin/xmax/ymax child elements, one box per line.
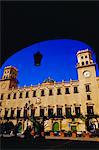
<box><xmin>87</xmin><ymin>106</ymin><xmax>94</xmax><ymax>115</ymax></box>
<box><xmin>75</xmin><ymin>107</ymin><xmax>80</xmax><ymax>117</ymax></box>
<box><xmin>48</xmin><ymin>108</ymin><xmax>53</xmax><ymax>117</ymax></box>
<box><xmin>65</xmin><ymin>88</ymin><xmax>70</xmax><ymax>94</ymax></box>
<box><xmin>40</xmin><ymin>109</ymin><xmax>44</xmax><ymax>117</ymax></box>
<box><xmin>57</xmin><ymin>108</ymin><xmax>62</xmax><ymax>117</ymax></box>
<box><xmin>33</xmin><ymin>91</ymin><xmax>36</xmax><ymax>97</ymax></box>
<box><xmin>8</xmin><ymin>94</ymin><xmax>10</xmax><ymax>99</ymax></box>
<box><xmin>86</xmin><ymin>85</ymin><xmax>90</xmax><ymax>92</ymax></box>
<box><xmin>31</xmin><ymin>109</ymin><xmax>35</xmax><ymax>117</ymax></box>
<box><xmin>4</xmin><ymin>110</ymin><xmax>8</xmax><ymax>118</ymax></box>
<box><xmin>0</xmin><ymin>94</ymin><xmax>4</xmax><ymax>100</ymax></box>
<box><xmin>74</xmin><ymin>87</ymin><xmax>78</xmax><ymax>93</ymax></box>
<box><xmin>57</xmin><ymin>88</ymin><xmax>61</xmax><ymax>95</ymax></box>
<box><xmin>26</xmin><ymin>91</ymin><xmax>29</xmax><ymax>98</ymax></box>
<box><xmin>49</xmin><ymin>89</ymin><xmax>53</xmax><ymax>96</ymax></box>
<box><xmin>66</xmin><ymin>107</ymin><xmax>71</xmax><ymax>118</ymax></box>
<box><xmin>41</xmin><ymin>90</ymin><xmax>45</xmax><ymax>96</ymax></box>
<box><xmin>17</xmin><ymin>110</ymin><xmax>21</xmax><ymax>118</ymax></box>
<box><xmin>19</xmin><ymin>92</ymin><xmax>22</xmax><ymax>98</ymax></box>
<box><xmin>87</xmin><ymin>94</ymin><xmax>91</xmax><ymax>100</ymax></box>
<box><xmin>24</xmin><ymin>109</ymin><xmax>27</xmax><ymax>118</ymax></box>
<box><xmin>11</xmin><ymin>109</ymin><xmax>14</xmax><ymax>118</ymax></box>
<box><xmin>13</xmin><ymin>93</ymin><xmax>16</xmax><ymax>99</ymax></box>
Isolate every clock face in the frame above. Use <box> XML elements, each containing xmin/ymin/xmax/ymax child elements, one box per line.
<box><xmin>1</xmin><ymin>83</ymin><xmax>7</xmax><ymax>89</ymax></box>
<box><xmin>83</xmin><ymin>71</ymin><xmax>91</xmax><ymax>78</ymax></box>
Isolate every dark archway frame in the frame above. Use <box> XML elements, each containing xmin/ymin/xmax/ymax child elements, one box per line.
<box><xmin>1</xmin><ymin>1</ymin><xmax>99</xmax><ymax>67</ymax></box>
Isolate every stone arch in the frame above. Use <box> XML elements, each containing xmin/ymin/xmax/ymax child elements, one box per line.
<box><xmin>52</xmin><ymin>122</ymin><xmax>59</xmax><ymax>132</ymax></box>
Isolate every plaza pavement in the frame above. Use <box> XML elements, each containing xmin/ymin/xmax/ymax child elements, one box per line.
<box><xmin>45</xmin><ymin>136</ymin><xmax>99</xmax><ymax>142</ymax></box>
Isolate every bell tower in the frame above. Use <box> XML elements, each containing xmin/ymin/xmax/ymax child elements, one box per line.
<box><xmin>0</xmin><ymin>66</ymin><xmax>18</xmax><ymax>91</ymax></box>
<box><xmin>76</xmin><ymin>49</ymin><xmax>96</xmax><ymax>81</ymax></box>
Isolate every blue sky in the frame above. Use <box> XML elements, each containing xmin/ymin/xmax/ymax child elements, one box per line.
<box><xmin>0</xmin><ymin>39</ymin><xmax>99</xmax><ymax>87</ymax></box>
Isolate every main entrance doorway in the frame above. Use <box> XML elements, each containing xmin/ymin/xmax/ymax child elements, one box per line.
<box><xmin>52</xmin><ymin>122</ymin><xmax>59</xmax><ymax>132</ymax></box>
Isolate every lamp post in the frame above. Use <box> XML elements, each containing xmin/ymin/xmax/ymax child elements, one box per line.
<box><xmin>33</xmin><ymin>51</ymin><xmax>43</xmax><ymax>66</ymax></box>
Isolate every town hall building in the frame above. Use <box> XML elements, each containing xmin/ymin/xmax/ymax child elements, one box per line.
<box><xmin>0</xmin><ymin>49</ymin><xmax>99</xmax><ymax>133</ymax></box>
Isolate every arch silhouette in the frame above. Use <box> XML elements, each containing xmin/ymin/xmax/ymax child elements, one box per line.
<box><xmin>52</xmin><ymin>122</ymin><xmax>59</xmax><ymax>132</ymax></box>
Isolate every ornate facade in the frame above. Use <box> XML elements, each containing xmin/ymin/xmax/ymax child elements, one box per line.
<box><xmin>0</xmin><ymin>49</ymin><xmax>99</xmax><ymax>133</ymax></box>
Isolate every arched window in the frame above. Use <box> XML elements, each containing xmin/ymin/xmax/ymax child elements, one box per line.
<box><xmin>41</xmin><ymin>90</ymin><xmax>45</xmax><ymax>96</ymax></box>
<box><xmin>19</xmin><ymin>92</ymin><xmax>22</xmax><ymax>98</ymax></box>
<box><xmin>13</xmin><ymin>93</ymin><xmax>16</xmax><ymax>99</ymax></box>
<box><xmin>57</xmin><ymin>88</ymin><xmax>61</xmax><ymax>95</ymax></box>
<box><xmin>82</xmin><ymin>62</ymin><xmax>84</xmax><ymax>65</ymax></box>
<box><xmin>86</xmin><ymin>61</ymin><xmax>88</xmax><ymax>65</ymax></box>
<box><xmin>33</xmin><ymin>90</ymin><xmax>36</xmax><ymax>97</ymax></box>
<box><xmin>26</xmin><ymin>91</ymin><xmax>29</xmax><ymax>98</ymax></box>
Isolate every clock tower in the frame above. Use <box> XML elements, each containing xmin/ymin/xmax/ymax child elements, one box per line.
<box><xmin>76</xmin><ymin>49</ymin><xmax>96</xmax><ymax>81</ymax></box>
<box><xmin>0</xmin><ymin>66</ymin><xmax>18</xmax><ymax>91</ymax></box>
<box><xmin>76</xmin><ymin>49</ymin><xmax>98</xmax><ymax>116</ymax></box>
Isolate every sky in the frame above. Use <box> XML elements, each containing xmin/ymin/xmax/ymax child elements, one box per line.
<box><xmin>0</xmin><ymin>39</ymin><xmax>99</xmax><ymax>87</ymax></box>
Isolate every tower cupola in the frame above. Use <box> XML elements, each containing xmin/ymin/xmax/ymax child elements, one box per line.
<box><xmin>76</xmin><ymin>49</ymin><xmax>95</xmax><ymax>68</ymax></box>
<box><xmin>2</xmin><ymin>66</ymin><xmax>18</xmax><ymax>80</ymax></box>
